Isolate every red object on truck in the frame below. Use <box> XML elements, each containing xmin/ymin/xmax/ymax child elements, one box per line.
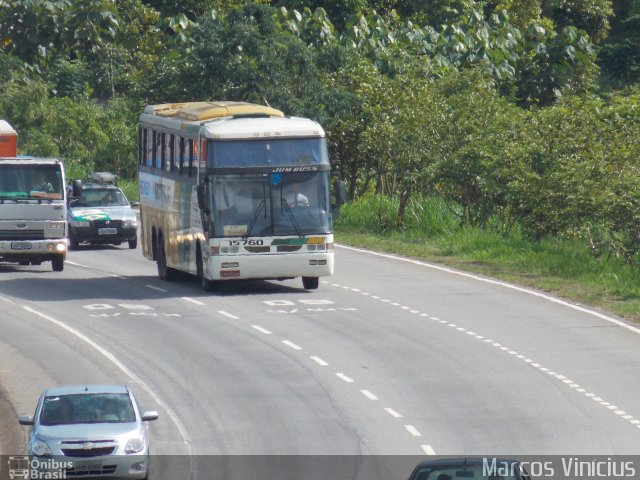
<box><xmin>0</xmin><ymin>120</ymin><xmax>17</xmax><ymax>157</ymax></box>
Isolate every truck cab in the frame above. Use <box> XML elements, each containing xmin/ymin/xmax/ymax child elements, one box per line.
<box><xmin>0</xmin><ymin>157</ymin><xmax>68</xmax><ymax>271</ymax></box>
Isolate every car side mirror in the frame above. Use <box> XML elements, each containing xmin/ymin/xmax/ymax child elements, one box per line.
<box><xmin>131</xmin><ymin>202</ymin><xmax>140</xmax><ymax>207</ymax></box>
<box><xmin>18</xmin><ymin>415</ymin><xmax>34</xmax><ymax>426</ymax></box>
<box><xmin>141</xmin><ymin>410</ymin><xmax>158</xmax><ymax>422</ymax></box>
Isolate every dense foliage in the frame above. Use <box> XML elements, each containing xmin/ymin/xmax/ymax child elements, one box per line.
<box><xmin>1</xmin><ymin>0</ymin><xmax>639</xmax><ymax>268</ymax></box>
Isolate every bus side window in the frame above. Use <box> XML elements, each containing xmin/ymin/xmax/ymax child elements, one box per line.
<box><xmin>187</xmin><ymin>139</ymin><xmax>194</xmax><ymax>177</ymax></box>
<box><xmin>160</xmin><ymin>133</ymin><xmax>166</xmax><ymax>171</ymax></box>
<box><xmin>150</xmin><ymin>130</ymin><xmax>158</xmax><ymax>168</ymax></box>
<box><xmin>168</xmin><ymin>134</ymin><xmax>175</xmax><ymax>172</ymax></box>
<box><xmin>178</xmin><ymin>137</ymin><xmax>185</xmax><ymax>175</ymax></box>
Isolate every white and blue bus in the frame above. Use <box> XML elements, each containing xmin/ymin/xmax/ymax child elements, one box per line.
<box><xmin>137</xmin><ymin>101</ymin><xmax>338</xmax><ymax>291</ymax></box>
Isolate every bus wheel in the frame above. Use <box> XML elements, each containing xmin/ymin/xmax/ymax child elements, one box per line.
<box><xmin>157</xmin><ymin>238</ymin><xmax>177</xmax><ymax>281</ymax></box>
<box><xmin>197</xmin><ymin>247</ymin><xmax>218</xmax><ymax>292</ymax></box>
<box><xmin>302</xmin><ymin>277</ymin><xmax>319</xmax><ymax>290</ymax></box>
<box><xmin>52</xmin><ymin>255</ymin><xmax>64</xmax><ymax>272</ymax></box>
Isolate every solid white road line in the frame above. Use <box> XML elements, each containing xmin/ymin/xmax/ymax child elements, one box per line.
<box><xmin>145</xmin><ymin>284</ymin><xmax>168</xmax><ymax>292</ymax></box>
<box><xmin>337</xmin><ymin>244</ymin><xmax>640</xmax><ymax>335</ymax></box>
<box><xmin>19</xmin><ymin>305</ymin><xmax>193</xmax><ymax>454</ymax></box>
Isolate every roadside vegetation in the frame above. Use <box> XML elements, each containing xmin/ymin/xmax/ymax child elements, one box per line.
<box><xmin>1</xmin><ymin>0</ymin><xmax>639</xmax><ymax>317</ymax></box>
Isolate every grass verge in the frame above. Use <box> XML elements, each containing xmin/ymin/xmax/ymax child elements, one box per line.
<box><xmin>336</xmin><ymin>196</ymin><xmax>640</xmax><ymax>322</ymax></box>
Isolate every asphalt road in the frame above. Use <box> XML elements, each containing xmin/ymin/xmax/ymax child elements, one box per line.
<box><xmin>1</xmin><ymin>242</ymin><xmax>640</xmax><ymax>477</ymax></box>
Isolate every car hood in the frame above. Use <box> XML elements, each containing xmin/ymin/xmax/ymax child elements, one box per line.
<box><xmin>69</xmin><ymin>206</ymin><xmax>135</xmax><ymax>221</ymax></box>
<box><xmin>35</xmin><ymin>422</ymin><xmax>140</xmax><ymax>441</ymax></box>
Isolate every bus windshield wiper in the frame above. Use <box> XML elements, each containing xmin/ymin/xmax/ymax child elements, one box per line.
<box><xmin>281</xmin><ymin>198</ymin><xmax>305</xmax><ymax>238</ymax></box>
<box><xmin>244</xmin><ymin>200</ymin><xmax>266</xmax><ymax>238</ymax></box>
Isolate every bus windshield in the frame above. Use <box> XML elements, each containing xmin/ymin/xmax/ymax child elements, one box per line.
<box><xmin>0</xmin><ymin>164</ymin><xmax>64</xmax><ymax>200</ymax></box>
<box><xmin>208</xmin><ymin>138</ymin><xmax>329</xmax><ymax>168</ymax></box>
<box><xmin>207</xmin><ymin>172</ymin><xmax>332</xmax><ymax>237</ymax></box>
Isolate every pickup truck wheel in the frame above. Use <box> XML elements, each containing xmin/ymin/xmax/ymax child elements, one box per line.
<box><xmin>69</xmin><ymin>231</ymin><xmax>79</xmax><ymax>250</ymax></box>
<box><xmin>128</xmin><ymin>237</ymin><xmax>138</xmax><ymax>249</ymax></box>
<box><xmin>302</xmin><ymin>277</ymin><xmax>319</xmax><ymax>289</ymax></box>
<box><xmin>52</xmin><ymin>255</ymin><xmax>64</xmax><ymax>272</ymax></box>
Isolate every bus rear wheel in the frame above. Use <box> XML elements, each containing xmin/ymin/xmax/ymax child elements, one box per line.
<box><xmin>157</xmin><ymin>237</ymin><xmax>178</xmax><ymax>281</ymax></box>
<box><xmin>302</xmin><ymin>277</ymin><xmax>319</xmax><ymax>290</ymax></box>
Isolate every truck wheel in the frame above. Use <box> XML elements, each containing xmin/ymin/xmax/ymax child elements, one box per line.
<box><xmin>128</xmin><ymin>237</ymin><xmax>138</xmax><ymax>249</ymax></box>
<box><xmin>52</xmin><ymin>255</ymin><xmax>64</xmax><ymax>272</ymax></box>
<box><xmin>302</xmin><ymin>277</ymin><xmax>319</xmax><ymax>290</ymax></box>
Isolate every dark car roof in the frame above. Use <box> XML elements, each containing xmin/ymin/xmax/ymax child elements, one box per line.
<box><xmin>413</xmin><ymin>458</ymin><xmax>521</xmax><ymax>468</ymax></box>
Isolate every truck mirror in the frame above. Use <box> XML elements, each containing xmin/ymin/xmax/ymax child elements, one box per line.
<box><xmin>72</xmin><ymin>179</ymin><xmax>82</xmax><ymax>198</ymax></box>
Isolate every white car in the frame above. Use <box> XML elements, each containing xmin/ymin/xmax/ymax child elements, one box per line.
<box><xmin>19</xmin><ymin>385</ymin><xmax>157</xmax><ymax>479</ymax></box>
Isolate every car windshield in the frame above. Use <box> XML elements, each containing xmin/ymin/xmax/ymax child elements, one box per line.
<box><xmin>40</xmin><ymin>393</ymin><xmax>136</xmax><ymax>425</ymax></box>
<box><xmin>70</xmin><ymin>188</ymin><xmax>129</xmax><ymax>207</ymax></box>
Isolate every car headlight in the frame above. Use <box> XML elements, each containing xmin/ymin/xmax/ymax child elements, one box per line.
<box><xmin>123</xmin><ymin>218</ymin><xmax>137</xmax><ymax>228</ymax></box>
<box><xmin>47</xmin><ymin>221</ymin><xmax>65</xmax><ymax>229</ymax></box>
<box><xmin>31</xmin><ymin>439</ymin><xmax>52</xmax><ymax>456</ymax></box>
<box><xmin>125</xmin><ymin>437</ymin><xmax>145</xmax><ymax>454</ymax></box>
<box><xmin>70</xmin><ymin>220</ymin><xmax>90</xmax><ymax>227</ymax></box>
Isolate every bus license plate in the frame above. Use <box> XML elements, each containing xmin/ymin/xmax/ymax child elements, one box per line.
<box><xmin>98</xmin><ymin>228</ymin><xmax>117</xmax><ymax>235</ymax></box>
<box><xmin>11</xmin><ymin>241</ymin><xmax>32</xmax><ymax>250</ymax></box>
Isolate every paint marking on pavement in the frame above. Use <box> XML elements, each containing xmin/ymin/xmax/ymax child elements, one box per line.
<box><xmin>421</xmin><ymin>445</ymin><xmax>436</xmax><ymax>455</ymax></box>
<box><xmin>251</xmin><ymin>325</ymin><xmax>272</xmax><ymax>335</ymax></box>
<box><xmin>385</xmin><ymin>408</ymin><xmax>403</xmax><ymax>418</ymax></box>
<box><xmin>335</xmin><ymin>373</ymin><xmax>354</xmax><ymax>383</ymax></box>
<box><xmin>181</xmin><ymin>297</ymin><xmax>204</xmax><ymax>306</ymax></box>
<box><xmin>360</xmin><ymin>390</ymin><xmax>379</xmax><ymax>400</ymax></box>
<box><xmin>218</xmin><ymin>310</ymin><xmax>240</xmax><ymax>319</ymax></box>
<box><xmin>405</xmin><ymin>425</ymin><xmax>422</xmax><ymax>437</ymax></box>
<box><xmin>282</xmin><ymin>340</ymin><xmax>303</xmax><ymax>351</ymax></box>
<box><xmin>310</xmin><ymin>356</ymin><xmax>328</xmax><ymax>366</ymax></box>
<box><xmin>145</xmin><ymin>284</ymin><xmax>168</xmax><ymax>292</ymax></box>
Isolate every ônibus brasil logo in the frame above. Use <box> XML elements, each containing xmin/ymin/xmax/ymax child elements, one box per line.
<box><xmin>8</xmin><ymin>456</ymin><xmax>72</xmax><ymax>480</ymax></box>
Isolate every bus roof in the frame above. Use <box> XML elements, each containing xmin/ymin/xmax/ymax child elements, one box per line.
<box><xmin>144</xmin><ymin>101</ymin><xmax>284</xmax><ymax>122</ymax></box>
<box><xmin>140</xmin><ymin>101</ymin><xmax>324</xmax><ymax>139</ymax></box>
<box><xmin>204</xmin><ymin>116</ymin><xmax>325</xmax><ymax>140</ymax></box>
<box><xmin>0</xmin><ymin>120</ymin><xmax>17</xmax><ymax>135</ymax></box>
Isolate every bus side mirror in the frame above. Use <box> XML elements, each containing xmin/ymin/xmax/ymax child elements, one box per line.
<box><xmin>72</xmin><ymin>179</ymin><xmax>82</xmax><ymax>198</ymax></box>
<box><xmin>197</xmin><ymin>184</ymin><xmax>208</xmax><ymax>213</ymax></box>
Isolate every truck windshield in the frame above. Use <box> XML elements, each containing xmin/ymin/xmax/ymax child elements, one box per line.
<box><xmin>206</xmin><ymin>172</ymin><xmax>332</xmax><ymax>237</ymax></box>
<box><xmin>0</xmin><ymin>164</ymin><xmax>64</xmax><ymax>200</ymax></box>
